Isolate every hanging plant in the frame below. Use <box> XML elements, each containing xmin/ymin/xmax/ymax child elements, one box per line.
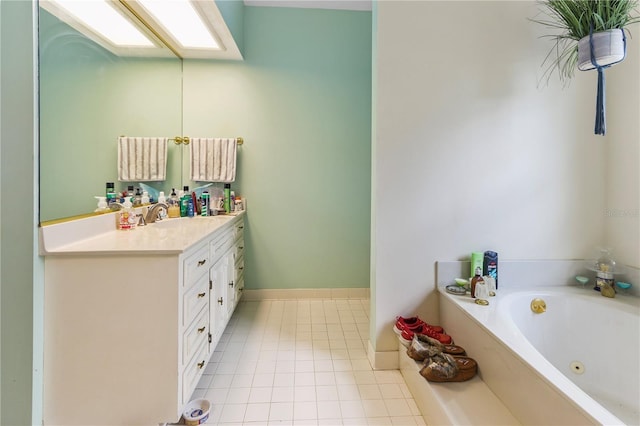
<box><xmin>532</xmin><ymin>0</ymin><xmax>640</xmax><ymax>135</ymax></box>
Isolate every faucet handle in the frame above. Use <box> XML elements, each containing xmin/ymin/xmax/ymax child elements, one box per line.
<box><xmin>136</xmin><ymin>213</ymin><xmax>146</xmax><ymax>227</ymax></box>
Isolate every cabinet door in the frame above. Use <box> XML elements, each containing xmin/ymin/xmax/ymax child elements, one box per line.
<box><xmin>209</xmin><ymin>256</ymin><xmax>228</xmax><ymax>351</ymax></box>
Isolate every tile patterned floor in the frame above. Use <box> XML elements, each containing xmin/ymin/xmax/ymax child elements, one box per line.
<box><xmin>191</xmin><ymin>299</ymin><xmax>426</xmax><ymax>425</ymax></box>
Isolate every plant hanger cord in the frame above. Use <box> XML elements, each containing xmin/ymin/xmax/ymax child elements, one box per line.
<box><xmin>587</xmin><ymin>26</ymin><xmax>627</xmax><ymax>136</ymax></box>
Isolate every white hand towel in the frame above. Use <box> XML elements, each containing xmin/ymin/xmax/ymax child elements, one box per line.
<box><xmin>118</xmin><ymin>137</ymin><xmax>168</xmax><ymax>182</ymax></box>
<box><xmin>190</xmin><ymin>137</ymin><xmax>237</xmax><ymax>182</ymax></box>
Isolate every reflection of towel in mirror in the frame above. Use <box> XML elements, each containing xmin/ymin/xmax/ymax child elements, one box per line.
<box><xmin>118</xmin><ymin>137</ymin><xmax>168</xmax><ymax>181</ymax></box>
<box><xmin>190</xmin><ymin>137</ymin><xmax>237</xmax><ymax>182</ymax></box>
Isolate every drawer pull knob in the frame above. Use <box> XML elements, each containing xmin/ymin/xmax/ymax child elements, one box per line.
<box><xmin>239</xmin><ymin>226</ymin><xmax>244</xmax><ymax>229</ymax></box>
<box><xmin>198</xmin><ymin>326</ymin><xmax>206</xmax><ymax>333</ymax></box>
<box><xmin>218</xmin><ymin>297</ymin><xmax>224</xmax><ymax>305</ymax></box>
<box><xmin>197</xmin><ymin>259</ymin><xmax>207</xmax><ymax>266</ymax></box>
<box><xmin>229</xmin><ymin>281</ymin><xmax>234</xmax><ymax>287</ymax></box>
<box><xmin>239</xmin><ymin>246</ymin><xmax>244</xmax><ymax>250</ymax></box>
<box><xmin>197</xmin><ymin>292</ymin><xmax>206</xmax><ymax>298</ymax></box>
<box><xmin>198</xmin><ymin>360</ymin><xmax>205</xmax><ymax>369</ymax></box>
<box><xmin>239</xmin><ymin>266</ymin><xmax>244</xmax><ymax>270</ymax></box>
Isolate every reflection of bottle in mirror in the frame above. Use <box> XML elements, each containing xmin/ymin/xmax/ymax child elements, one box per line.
<box><xmin>126</xmin><ymin>185</ymin><xmax>135</xmax><ymax>203</ymax></box>
<box><xmin>133</xmin><ymin>188</ymin><xmax>142</xmax><ymax>206</ymax></box>
<box><xmin>106</xmin><ymin>182</ymin><xmax>117</xmax><ymax>205</ymax></box>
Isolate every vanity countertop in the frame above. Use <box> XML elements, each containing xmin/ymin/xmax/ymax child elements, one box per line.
<box><xmin>40</xmin><ymin>211</ymin><xmax>245</xmax><ymax>256</ymax></box>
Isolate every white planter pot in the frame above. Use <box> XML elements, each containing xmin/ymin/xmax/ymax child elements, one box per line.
<box><xmin>577</xmin><ymin>29</ymin><xmax>626</xmax><ymax>71</ymax></box>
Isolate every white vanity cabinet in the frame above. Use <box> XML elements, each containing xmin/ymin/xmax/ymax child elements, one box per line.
<box><xmin>40</xmin><ymin>212</ymin><xmax>245</xmax><ymax>426</ymax></box>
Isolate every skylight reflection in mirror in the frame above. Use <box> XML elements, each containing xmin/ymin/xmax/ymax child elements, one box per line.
<box><xmin>138</xmin><ymin>0</ymin><xmax>220</xmax><ymax>49</ymax></box>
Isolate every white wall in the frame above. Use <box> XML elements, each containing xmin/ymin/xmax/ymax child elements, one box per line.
<box><xmin>606</xmin><ymin>37</ymin><xmax>640</xmax><ymax>269</ymax></box>
<box><xmin>371</xmin><ymin>1</ymin><xmax>612</xmax><ymax>357</ymax></box>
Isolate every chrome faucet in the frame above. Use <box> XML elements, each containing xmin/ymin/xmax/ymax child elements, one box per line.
<box><xmin>145</xmin><ymin>202</ymin><xmax>168</xmax><ymax>224</ymax></box>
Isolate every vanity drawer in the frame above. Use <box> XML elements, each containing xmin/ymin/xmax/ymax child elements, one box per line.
<box><xmin>235</xmin><ymin>256</ymin><xmax>244</xmax><ymax>281</ymax></box>
<box><xmin>183</xmin><ymin>275</ymin><xmax>209</xmax><ymax>327</ymax></box>
<box><xmin>210</xmin><ymin>234</ymin><xmax>233</xmax><ymax>264</ymax></box>
<box><xmin>183</xmin><ymin>306</ymin><xmax>209</xmax><ymax>365</ymax></box>
<box><xmin>183</xmin><ymin>244</ymin><xmax>210</xmax><ymax>288</ymax></box>
<box><xmin>233</xmin><ymin>241</ymin><xmax>244</xmax><ymax>264</ymax></box>
<box><xmin>182</xmin><ymin>338</ymin><xmax>209</xmax><ymax>405</ymax></box>
<box><xmin>233</xmin><ymin>220</ymin><xmax>244</xmax><ymax>241</ymax></box>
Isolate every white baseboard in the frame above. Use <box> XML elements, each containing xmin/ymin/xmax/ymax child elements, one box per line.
<box><xmin>367</xmin><ymin>340</ymin><xmax>399</xmax><ymax>370</ymax></box>
<box><xmin>242</xmin><ymin>287</ymin><xmax>370</xmax><ymax>300</ymax></box>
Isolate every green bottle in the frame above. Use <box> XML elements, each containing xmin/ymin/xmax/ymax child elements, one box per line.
<box><xmin>223</xmin><ymin>184</ymin><xmax>231</xmax><ymax>214</ymax></box>
<box><xmin>180</xmin><ymin>185</ymin><xmax>190</xmax><ymax>217</ymax></box>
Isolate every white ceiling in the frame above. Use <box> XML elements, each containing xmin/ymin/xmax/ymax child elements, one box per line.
<box><xmin>243</xmin><ymin>0</ymin><xmax>372</xmax><ymax>11</ymax></box>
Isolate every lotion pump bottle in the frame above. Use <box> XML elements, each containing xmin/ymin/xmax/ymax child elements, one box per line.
<box><xmin>117</xmin><ymin>197</ymin><xmax>136</xmax><ymax>230</ymax></box>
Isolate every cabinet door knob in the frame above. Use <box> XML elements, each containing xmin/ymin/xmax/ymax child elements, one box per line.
<box><xmin>198</xmin><ymin>326</ymin><xmax>206</xmax><ymax>333</ymax></box>
<box><xmin>239</xmin><ymin>266</ymin><xmax>244</xmax><ymax>270</ymax></box>
<box><xmin>197</xmin><ymin>360</ymin><xmax>205</xmax><ymax>369</ymax></box>
<box><xmin>197</xmin><ymin>292</ymin><xmax>206</xmax><ymax>298</ymax></box>
<box><xmin>197</xmin><ymin>259</ymin><xmax>207</xmax><ymax>266</ymax></box>
<box><xmin>218</xmin><ymin>297</ymin><xmax>224</xmax><ymax>305</ymax></box>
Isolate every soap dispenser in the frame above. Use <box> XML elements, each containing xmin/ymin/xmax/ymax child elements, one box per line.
<box><xmin>117</xmin><ymin>197</ymin><xmax>136</xmax><ymax>230</ymax></box>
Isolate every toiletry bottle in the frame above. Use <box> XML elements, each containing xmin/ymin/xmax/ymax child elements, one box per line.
<box><xmin>133</xmin><ymin>187</ymin><xmax>142</xmax><ymax>206</ymax></box>
<box><xmin>118</xmin><ymin>197</ymin><xmax>136</xmax><ymax>230</ymax></box>
<box><xmin>230</xmin><ymin>191</ymin><xmax>236</xmax><ymax>212</ymax></box>
<box><xmin>191</xmin><ymin>192</ymin><xmax>201</xmax><ymax>215</ymax></box>
<box><xmin>483</xmin><ymin>251</ymin><xmax>498</xmax><ymax>289</ymax></box>
<box><xmin>158</xmin><ymin>191</ymin><xmax>166</xmax><ymax>204</ymax></box>
<box><xmin>180</xmin><ymin>186</ymin><xmax>190</xmax><ymax>217</ymax></box>
<box><xmin>106</xmin><ymin>182</ymin><xmax>117</xmax><ymax>205</ymax></box>
<box><xmin>167</xmin><ymin>189</ymin><xmax>180</xmax><ymax>218</ymax></box>
<box><xmin>595</xmin><ymin>248</ymin><xmax>615</xmax><ymax>292</ymax></box>
<box><xmin>141</xmin><ymin>191</ymin><xmax>150</xmax><ymax>205</ymax></box>
<box><xmin>224</xmin><ymin>183</ymin><xmax>231</xmax><ymax>214</ymax></box>
<box><xmin>470</xmin><ymin>270</ymin><xmax>484</xmax><ymax>298</ymax></box>
<box><xmin>127</xmin><ymin>185</ymin><xmax>135</xmax><ymax>202</ymax></box>
<box><xmin>201</xmin><ymin>191</ymin><xmax>210</xmax><ymax>216</ymax></box>
<box><xmin>187</xmin><ymin>197</ymin><xmax>195</xmax><ymax>217</ymax></box>
<box><xmin>470</xmin><ymin>252</ymin><xmax>483</xmax><ymax>280</ymax></box>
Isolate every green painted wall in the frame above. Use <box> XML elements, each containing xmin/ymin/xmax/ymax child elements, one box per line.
<box><xmin>183</xmin><ymin>6</ymin><xmax>372</xmax><ymax>289</ymax></box>
<box><xmin>216</xmin><ymin>0</ymin><xmax>245</xmax><ymax>57</ymax></box>
<box><xmin>1</xmin><ymin>1</ymin><xmax>36</xmax><ymax>424</ymax></box>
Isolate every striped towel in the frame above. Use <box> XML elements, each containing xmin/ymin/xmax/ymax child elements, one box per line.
<box><xmin>189</xmin><ymin>137</ymin><xmax>237</xmax><ymax>182</ymax></box>
<box><xmin>118</xmin><ymin>136</ymin><xmax>168</xmax><ymax>182</ymax></box>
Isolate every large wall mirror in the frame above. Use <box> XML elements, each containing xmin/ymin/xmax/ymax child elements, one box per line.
<box><xmin>38</xmin><ymin>7</ymin><xmax>183</xmax><ymax>223</ymax></box>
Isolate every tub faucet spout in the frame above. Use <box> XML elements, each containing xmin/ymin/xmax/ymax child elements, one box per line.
<box><xmin>145</xmin><ymin>203</ymin><xmax>168</xmax><ymax>224</ymax></box>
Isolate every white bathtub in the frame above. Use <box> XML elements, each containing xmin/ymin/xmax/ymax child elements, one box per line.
<box><xmin>439</xmin><ymin>285</ymin><xmax>640</xmax><ymax>425</ymax></box>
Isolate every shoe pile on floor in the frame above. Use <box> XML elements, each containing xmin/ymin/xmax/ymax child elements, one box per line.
<box><xmin>394</xmin><ymin>316</ymin><xmax>477</xmax><ymax>382</ymax></box>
